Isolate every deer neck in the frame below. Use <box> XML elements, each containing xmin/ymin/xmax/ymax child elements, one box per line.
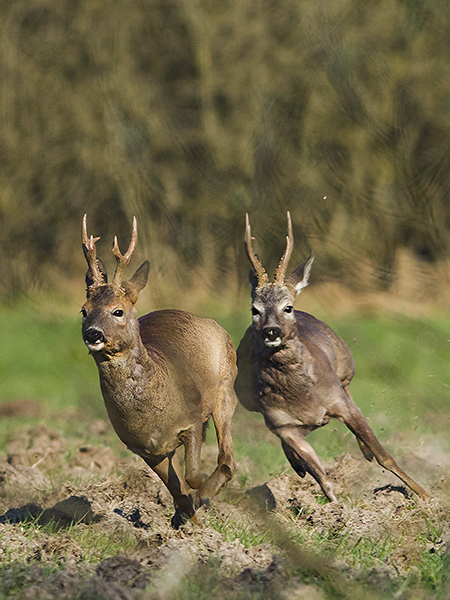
<box><xmin>253</xmin><ymin>329</ymin><xmax>303</xmax><ymax>366</ymax></box>
<box><xmin>92</xmin><ymin>332</ymin><xmax>155</xmax><ymax>388</ymax></box>
<box><xmin>252</xmin><ymin>333</ymin><xmax>314</xmax><ymax>410</ymax></box>
<box><xmin>90</xmin><ymin>328</ymin><xmax>173</xmax><ymax>455</ymax></box>
<box><xmin>252</xmin><ymin>333</ymin><xmax>311</xmax><ymax>397</ymax></box>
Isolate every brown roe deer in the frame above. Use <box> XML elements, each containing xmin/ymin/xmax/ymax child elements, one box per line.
<box><xmin>235</xmin><ymin>212</ymin><xmax>429</xmax><ymax>502</ymax></box>
<box><xmin>81</xmin><ymin>215</ymin><xmax>237</xmax><ymax>527</ymax></box>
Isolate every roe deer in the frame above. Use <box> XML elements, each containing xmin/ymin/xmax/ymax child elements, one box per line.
<box><xmin>235</xmin><ymin>212</ymin><xmax>429</xmax><ymax>502</ymax></box>
<box><xmin>81</xmin><ymin>215</ymin><xmax>237</xmax><ymax>527</ymax></box>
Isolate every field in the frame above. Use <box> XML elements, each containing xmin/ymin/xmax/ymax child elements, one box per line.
<box><xmin>0</xmin><ymin>299</ymin><xmax>449</xmax><ymax>600</ymax></box>
<box><xmin>2</xmin><ymin>0</ymin><xmax>450</xmax><ymax>597</ymax></box>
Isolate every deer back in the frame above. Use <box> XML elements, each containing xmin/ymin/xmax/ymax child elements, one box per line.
<box><xmin>138</xmin><ymin>309</ymin><xmax>237</xmax><ymax>415</ymax></box>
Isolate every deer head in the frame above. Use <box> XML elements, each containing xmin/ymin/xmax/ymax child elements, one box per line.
<box><xmin>81</xmin><ymin>214</ymin><xmax>150</xmax><ymax>357</ymax></box>
<box><xmin>245</xmin><ymin>212</ymin><xmax>314</xmax><ymax>349</ymax></box>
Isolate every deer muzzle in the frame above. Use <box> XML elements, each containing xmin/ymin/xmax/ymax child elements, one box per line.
<box><xmin>84</xmin><ymin>327</ymin><xmax>107</xmax><ymax>351</ymax></box>
<box><xmin>262</xmin><ymin>326</ymin><xmax>282</xmax><ymax>348</ymax></box>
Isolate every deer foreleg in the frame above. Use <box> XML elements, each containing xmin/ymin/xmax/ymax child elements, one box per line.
<box><xmin>278</xmin><ymin>426</ymin><xmax>338</xmax><ymax>502</ymax></box>
<box><xmin>144</xmin><ymin>452</ymin><xmax>201</xmax><ymax>528</ymax></box>
<box><xmin>335</xmin><ymin>387</ymin><xmax>430</xmax><ymax>500</ymax></box>
<box><xmin>196</xmin><ymin>386</ymin><xmax>237</xmax><ymax>509</ymax></box>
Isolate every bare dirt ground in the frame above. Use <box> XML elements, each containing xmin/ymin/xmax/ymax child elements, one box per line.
<box><xmin>0</xmin><ymin>418</ymin><xmax>449</xmax><ymax>600</ymax></box>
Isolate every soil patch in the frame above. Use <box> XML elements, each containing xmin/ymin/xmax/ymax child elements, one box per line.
<box><xmin>0</xmin><ymin>423</ymin><xmax>448</xmax><ymax>600</ymax></box>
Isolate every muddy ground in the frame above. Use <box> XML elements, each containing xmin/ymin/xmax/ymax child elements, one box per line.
<box><xmin>0</xmin><ymin>415</ymin><xmax>449</xmax><ymax>600</ymax></box>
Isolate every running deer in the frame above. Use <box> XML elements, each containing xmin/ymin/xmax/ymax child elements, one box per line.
<box><xmin>235</xmin><ymin>212</ymin><xmax>429</xmax><ymax>502</ymax></box>
<box><xmin>81</xmin><ymin>215</ymin><xmax>237</xmax><ymax>527</ymax></box>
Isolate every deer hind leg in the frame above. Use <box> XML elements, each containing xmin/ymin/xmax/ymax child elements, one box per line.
<box><xmin>278</xmin><ymin>426</ymin><xmax>337</xmax><ymax>502</ymax></box>
<box><xmin>336</xmin><ymin>386</ymin><xmax>429</xmax><ymax>500</ymax></box>
<box><xmin>144</xmin><ymin>452</ymin><xmax>201</xmax><ymax>528</ymax></box>
<box><xmin>183</xmin><ymin>421</ymin><xmax>206</xmax><ymax>491</ymax></box>
<box><xmin>357</xmin><ymin>438</ymin><xmax>374</xmax><ymax>462</ymax></box>
<box><xmin>195</xmin><ymin>384</ymin><xmax>237</xmax><ymax>510</ymax></box>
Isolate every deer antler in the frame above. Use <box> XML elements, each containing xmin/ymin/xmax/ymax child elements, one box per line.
<box><xmin>82</xmin><ymin>214</ymin><xmax>106</xmax><ymax>287</ymax></box>
<box><xmin>245</xmin><ymin>214</ymin><xmax>269</xmax><ymax>285</ymax></box>
<box><xmin>112</xmin><ymin>216</ymin><xmax>138</xmax><ymax>285</ymax></box>
<box><xmin>274</xmin><ymin>211</ymin><xmax>294</xmax><ymax>284</ymax></box>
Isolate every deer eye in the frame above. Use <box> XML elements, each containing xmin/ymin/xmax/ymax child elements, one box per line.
<box><xmin>112</xmin><ymin>309</ymin><xmax>124</xmax><ymax>317</ymax></box>
<box><xmin>251</xmin><ymin>306</ymin><xmax>260</xmax><ymax>316</ymax></box>
<box><xmin>284</xmin><ymin>305</ymin><xmax>293</xmax><ymax>314</ymax></box>
<box><xmin>81</xmin><ymin>308</ymin><xmax>87</xmax><ymax>318</ymax></box>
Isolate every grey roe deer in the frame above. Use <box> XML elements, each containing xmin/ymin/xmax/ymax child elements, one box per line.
<box><xmin>81</xmin><ymin>215</ymin><xmax>237</xmax><ymax>527</ymax></box>
<box><xmin>235</xmin><ymin>212</ymin><xmax>429</xmax><ymax>502</ymax></box>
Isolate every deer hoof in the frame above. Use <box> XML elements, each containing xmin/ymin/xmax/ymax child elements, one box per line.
<box><xmin>322</xmin><ymin>481</ymin><xmax>338</xmax><ymax>503</ymax></box>
<box><xmin>171</xmin><ymin>507</ymin><xmax>190</xmax><ymax>529</ymax></box>
<box><xmin>190</xmin><ymin>512</ymin><xmax>204</xmax><ymax>527</ymax></box>
<box><xmin>195</xmin><ymin>494</ymin><xmax>211</xmax><ymax>511</ymax></box>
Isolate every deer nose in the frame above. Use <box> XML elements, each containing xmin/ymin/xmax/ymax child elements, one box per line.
<box><xmin>84</xmin><ymin>327</ymin><xmax>106</xmax><ymax>345</ymax></box>
<box><xmin>263</xmin><ymin>327</ymin><xmax>282</xmax><ymax>342</ymax></box>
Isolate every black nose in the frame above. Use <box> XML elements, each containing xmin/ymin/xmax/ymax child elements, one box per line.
<box><xmin>263</xmin><ymin>327</ymin><xmax>282</xmax><ymax>342</ymax></box>
<box><xmin>84</xmin><ymin>328</ymin><xmax>105</xmax><ymax>345</ymax></box>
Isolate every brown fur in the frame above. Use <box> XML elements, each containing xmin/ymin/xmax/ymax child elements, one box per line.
<box><xmin>81</xmin><ymin>218</ymin><xmax>237</xmax><ymax>527</ymax></box>
<box><xmin>235</xmin><ymin>213</ymin><xmax>429</xmax><ymax>502</ymax></box>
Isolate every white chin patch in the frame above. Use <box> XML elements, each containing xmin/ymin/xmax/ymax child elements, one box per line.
<box><xmin>86</xmin><ymin>340</ymin><xmax>105</xmax><ymax>352</ymax></box>
<box><xmin>264</xmin><ymin>338</ymin><xmax>281</xmax><ymax>348</ymax></box>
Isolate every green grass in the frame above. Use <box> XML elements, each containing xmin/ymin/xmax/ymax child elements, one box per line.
<box><xmin>205</xmin><ymin>507</ymin><xmax>269</xmax><ymax>548</ymax></box>
<box><xmin>0</xmin><ymin>513</ymin><xmax>137</xmax><ymax>565</ymax></box>
<box><xmin>0</xmin><ymin>307</ymin><xmax>100</xmax><ymax>413</ymax></box>
<box><xmin>333</xmin><ymin>314</ymin><xmax>450</xmax><ymax>428</ymax></box>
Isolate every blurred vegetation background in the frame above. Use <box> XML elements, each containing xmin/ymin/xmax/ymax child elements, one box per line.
<box><xmin>2</xmin><ymin>0</ymin><xmax>450</xmax><ymax>309</ymax></box>
<box><xmin>1</xmin><ymin>8</ymin><xmax>450</xmax><ymax>596</ymax></box>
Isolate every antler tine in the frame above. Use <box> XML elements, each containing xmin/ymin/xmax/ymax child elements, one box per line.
<box><xmin>82</xmin><ymin>214</ymin><xmax>104</xmax><ymax>287</ymax></box>
<box><xmin>244</xmin><ymin>214</ymin><xmax>269</xmax><ymax>285</ymax></box>
<box><xmin>112</xmin><ymin>216</ymin><xmax>138</xmax><ymax>285</ymax></box>
<box><xmin>274</xmin><ymin>211</ymin><xmax>294</xmax><ymax>284</ymax></box>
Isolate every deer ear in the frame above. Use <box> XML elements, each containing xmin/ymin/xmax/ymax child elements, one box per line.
<box><xmin>122</xmin><ymin>261</ymin><xmax>150</xmax><ymax>304</ymax></box>
<box><xmin>286</xmin><ymin>253</ymin><xmax>314</xmax><ymax>296</ymax></box>
<box><xmin>129</xmin><ymin>261</ymin><xmax>150</xmax><ymax>293</ymax></box>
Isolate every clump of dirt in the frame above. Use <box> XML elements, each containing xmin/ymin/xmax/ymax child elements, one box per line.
<box><xmin>0</xmin><ymin>422</ymin><xmax>448</xmax><ymax>600</ymax></box>
<box><xmin>0</xmin><ymin>399</ymin><xmax>43</xmax><ymax>419</ymax></box>
<box><xmin>4</xmin><ymin>424</ymin><xmax>65</xmax><ymax>469</ymax></box>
